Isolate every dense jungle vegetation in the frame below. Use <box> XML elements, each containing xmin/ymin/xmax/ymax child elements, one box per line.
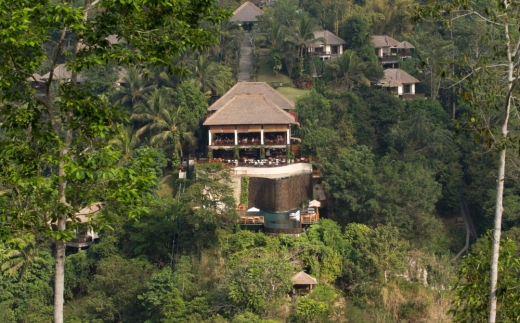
<box><xmin>2</xmin><ymin>0</ymin><xmax>520</xmax><ymax>322</ymax></box>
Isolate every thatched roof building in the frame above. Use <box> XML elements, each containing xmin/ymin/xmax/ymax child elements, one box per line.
<box><xmin>40</xmin><ymin>64</ymin><xmax>84</xmax><ymax>83</ymax></box>
<box><xmin>209</xmin><ymin>82</ymin><xmax>295</xmax><ymax>111</ymax></box>
<box><xmin>229</xmin><ymin>1</ymin><xmax>264</xmax><ymax>23</ymax></box>
<box><xmin>292</xmin><ymin>271</ymin><xmax>318</xmax><ymax>294</ymax></box>
<box><xmin>313</xmin><ymin>30</ymin><xmax>347</xmax><ymax>46</ymax></box>
<box><xmin>380</xmin><ymin>68</ymin><xmax>419</xmax><ymax>86</ymax></box>
<box><xmin>204</xmin><ymin>94</ymin><xmax>295</xmax><ymax>126</ymax></box>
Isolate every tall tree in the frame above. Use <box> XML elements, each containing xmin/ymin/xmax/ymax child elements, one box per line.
<box><xmin>326</xmin><ymin>50</ymin><xmax>371</xmax><ymax>90</ymax></box>
<box><xmin>417</xmin><ymin>1</ymin><xmax>520</xmax><ymax>321</ymax></box>
<box><xmin>111</xmin><ymin>67</ymin><xmax>154</xmax><ymax>111</ymax></box>
<box><xmin>132</xmin><ymin>88</ymin><xmax>194</xmax><ymax>167</ymax></box>
<box><xmin>0</xmin><ymin>2</ymin><xmax>229</xmax><ymax>323</ymax></box>
<box><xmin>286</xmin><ymin>14</ymin><xmax>323</xmax><ymax>80</ymax></box>
<box><xmin>1</xmin><ymin>236</ymin><xmax>48</xmax><ymax>280</ymax></box>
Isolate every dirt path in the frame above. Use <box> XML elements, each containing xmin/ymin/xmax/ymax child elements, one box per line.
<box><xmin>237</xmin><ymin>32</ymin><xmax>252</xmax><ymax>81</ymax></box>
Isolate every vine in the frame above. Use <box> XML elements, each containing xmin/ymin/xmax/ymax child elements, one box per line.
<box><xmin>240</xmin><ymin>176</ymin><xmax>249</xmax><ymax>206</ymax></box>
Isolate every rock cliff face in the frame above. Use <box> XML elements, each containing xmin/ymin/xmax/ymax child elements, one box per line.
<box><xmin>248</xmin><ymin>174</ymin><xmax>312</xmax><ymax>212</ymax></box>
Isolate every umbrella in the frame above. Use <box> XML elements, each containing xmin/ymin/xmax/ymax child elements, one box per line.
<box><xmin>309</xmin><ymin>200</ymin><xmax>321</xmax><ymax>207</ymax></box>
<box><xmin>247</xmin><ymin>207</ymin><xmax>260</xmax><ymax>212</ymax></box>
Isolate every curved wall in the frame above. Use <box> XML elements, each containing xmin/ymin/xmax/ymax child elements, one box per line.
<box><xmin>248</xmin><ymin>173</ymin><xmax>312</xmax><ymax>212</ymax></box>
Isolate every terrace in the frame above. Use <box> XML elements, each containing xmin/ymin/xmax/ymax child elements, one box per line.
<box><xmin>238</xmin><ymin>202</ymin><xmax>321</xmax><ymax>236</ymax></box>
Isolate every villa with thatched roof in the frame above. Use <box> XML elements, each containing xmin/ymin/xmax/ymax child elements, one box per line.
<box><xmin>292</xmin><ymin>271</ymin><xmax>318</xmax><ymax>294</ymax></box>
<box><xmin>308</xmin><ymin>30</ymin><xmax>347</xmax><ymax>60</ymax></box>
<box><xmin>379</xmin><ymin>68</ymin><xmax>423</xmax><ymax>100</ymax></box>
<box><xmin>40</xmin><ymin>63</ymin><xmax>85</xmax><ymax>84</ymax></box>
<box><xmin>372</xmin><ymin>35</ymin><xmax>415</xmax><ymax>67</ymax></box>
<box><xmin>229</xmin><ymin>1</ymin><xmax>263</xmax><ymax>28</ymax></box>
<box><xmin>204</xmin><ymin>82</ymin><xmax>296</xmax><ymax>160</ymax></box>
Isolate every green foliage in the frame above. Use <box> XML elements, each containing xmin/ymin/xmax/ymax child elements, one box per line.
<box><xmin>234</xmin><ymin>145</ymin><xmax>240</xmax><ymax>159</ymax></box>
<box><xmin>0</xmin><ymin>241</ymin><xmax>54</xmax><ymax>322</ymax></box>
<box><xmin>85</xmin><ymin>256</ymin><xmax>155</xmax><ymax>322</ymax></box>
<box><xmin>122</xmin><ymin>197</ymin><xmax>184</xmax><ymax>265</ymax></box>
<box><xmin>240</xmin><ymin>176</ymin><xmax>249</xmax><ymax>206</ymax></box>
<box><xmin>223</xmin><ymin>252</ymin><xmax>294</xmax><ymax>315</ymax></box>
<box><xmin>64</xmin><ymin>251</ymin><xmax>92</xmax><ymax>300</ymax></box>
<box><xmin>326</xmin><ymin>50</ymin><xmax>371</xmax><ymax>90</ymax></box>
<box><xmin>450</xmin><ymin>232</ymin><xmax>520</xmax><ymax>322</ymax></box>
<box><xmin>174</xmin><ymin>80</ymin><xmax>210</xmax><ymax>136</ymax></box>
<box><xmin>139</xmin><ymin>260</ymin><xmax>211</xmax><ymax>323</ymax></box>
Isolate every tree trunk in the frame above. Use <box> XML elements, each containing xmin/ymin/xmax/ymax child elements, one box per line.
<box><xmin>489</xmin><ymin>17</ymin><xmax>514</xmax><ymax>323</ymax></box>
<box><xmin>53</xmin><ymin>239</ymin><xmax>66</xmax><ymax>323</ymax></box>
<box><xmin>488</xmin><ymin>147</ymin><xmax>506</xmax><ymax>323</ymax></box>
<box><xmin>53</xmin><ymin>3</ymin><xmax>91</xmax><ymax>322</ymax></box>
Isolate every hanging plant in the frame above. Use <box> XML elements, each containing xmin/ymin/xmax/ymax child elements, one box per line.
<box><xmin>234</xmin><ymin>145</ymin><xmax>240</xmax><ymax>159</ymax></box>
<box><xmin>240</xmin><ymin>176</ymin><xmax>249</xmax><ymax>206</ymax></box>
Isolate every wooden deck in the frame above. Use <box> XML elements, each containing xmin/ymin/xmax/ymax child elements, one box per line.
<box><xmin>66</xmin><ymin>235</ymin><xmax>94</xmax><ymax>248</ymax></box>
<box><xmin>239</xmin><ymin>215</ymin><xmax>265</xmax><ymax>225</ymax></box>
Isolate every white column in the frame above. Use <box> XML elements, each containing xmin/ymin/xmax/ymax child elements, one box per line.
<box><xmin>234</xmin><ymin>129</ymin><xmax>238</xmax><ymax>145</ymax></box>
<box><xmin>398</xmin><ymin>86</ymin><xmax>403</xmax><ymax>95</ymax></box>
<box><xmin>208</xmin><ymin>130</ymin><xmax>212</xmax><ymax>146</ymax></box>
<box><xmin>286</xmin><ymin>127</ymin><xmax>290</xmax><ymax>144</ymax></box>
<box><xmin>410</xmin><ymin>83</ymin><xmax>415</xmax><ymax>94</ymax></box>
<box><xmin>261</xmin><ymin>129</ymin><xmax>264</xmax><ymax>145</ymax></box>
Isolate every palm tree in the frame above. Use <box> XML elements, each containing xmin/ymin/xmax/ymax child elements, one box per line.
<box><xmin>109</xmin><ymin>125</ymin><xmax>139</xmax><ymax>163</ymax></box>
<box><xmin>132</xmin><ymin>88</ymin><xmax>194</xmax><ymax>167</ymax></box>
<box><xmin>327</xmin><ymin>50</ymin><xmax>370</xmax><ymax>90</ymax></box>
<box><xmin>258</xmin><ymin>20</ymin><xmax>288</xmax><ymax>49</ymax></box>
<box><xmin>1</xmin><ymin>237</ymin><xmax>47</xmax><ymax>280</ymax></box>
<box><xmin>111</xmin><ymin>67</ymin><xmax>154</xmax><ymax>111</ymax></box>
<box><xmin>188</xmin><ymin>53</ymin><xmax>233</xmax><ymax>95</ymax></box>
<box><xmin>286</xmin><ymin>15</ymin><xmax>324</xmax><ymax>81</ymax></box>
<box><xmin>131</xmin><ymin>87</ymin><xmax>169</xmax><ymax>127</ymax></box>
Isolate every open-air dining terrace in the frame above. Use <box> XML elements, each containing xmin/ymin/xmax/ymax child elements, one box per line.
<box><xmin>211</xmin><ymin>133</ymin><xmax>287</xmax><ymax>147</ymax></box>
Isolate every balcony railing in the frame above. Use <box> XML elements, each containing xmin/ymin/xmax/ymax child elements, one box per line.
<box><xmin>210</xmin><ymin>139</ymin><xmax>287</xmax><ymax>146</ymax></box>
<box><xmin>239</xmin><ymin>216</ymin><xmax>265</xmax><ymax>225</ymax></box>
<box><xmin>379</xmin><ymin>52</ymin><xmax>413</xmax><ymax>62</ymax></box>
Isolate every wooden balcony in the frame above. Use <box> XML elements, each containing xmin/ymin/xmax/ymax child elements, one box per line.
<box><xmin>379</xmin><ymin>52</ymin><xmax>412</xmax><ymax>63</ymax></box>
<box><xmin>66</xmin><ymin>235</ymin><xmax>94</xmax><ymax>248</ymax></box>
<box><xmin>239</xmin><ymin>216</ymin><xmax>265</xmax><ymax>225</ymax></box>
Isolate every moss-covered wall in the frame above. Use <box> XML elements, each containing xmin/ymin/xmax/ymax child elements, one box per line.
<box><xmin>248</xmin><ymin>174</ymin><xmax>312</xmax><ymax>212</ymax></box>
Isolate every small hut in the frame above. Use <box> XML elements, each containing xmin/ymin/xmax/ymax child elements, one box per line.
<box><xmin>292</xmin><ymin>271</ymin><xmax>318</xmax><ymax>294</ymax></box>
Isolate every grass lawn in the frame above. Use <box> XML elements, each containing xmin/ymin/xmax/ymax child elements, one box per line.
<box><xmin>255</xmin><ymin>54</ymin><xmax>310</xmax><ymax>102</ymax></box>
<box><xmin>256</xmin><ymin>55</ymin><xmax>292</xmax><ymax>85</ymax></box>
<box><xmin>276</xmin><ymin>86</ymin><xmax>310</xmax><ymax>103</ymax></box>
<box><xmin>157</xmin><ymin>173</ymin><xmax>175</xmax><ymax>197</ymax></box>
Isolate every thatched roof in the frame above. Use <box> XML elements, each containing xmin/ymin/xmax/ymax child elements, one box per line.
<box><xmin>203</xmin><ymin>94</ymin><xmax>295</xmax><ymax>126</ymax></box>
<box><xmin>27</xmin><ymin>73</ymin><xmax>43</xmax><ymax>82</ymax></box>
<box><xmin>230</xmin><ymin>1</ymin><xmax>264</xmax><ymax>22</ymax></box>
<box><xmin>209</xmin><ymin>82</ymin><xmax>295</xmax><ymax>111</ymax></box>
<box><xmin>380</xmin><ymin>68</ymin><xmax>419</xmax><ymax>86</ymax></box>
<box><xmin>76</xmin><ymin>202</ymin><xmax>103</xmax><ymax>223</ymax></box>
<box><xmin>313</xmin><ymin>30</ymin><xmax>347</xmax><ymax>46</ymax></box>
<box><xmin>292</xmin><ymin>271</ymin><xmax>318</xmax><ymax>285</ymax></box>
<box><xmin>372</xmin><ymin>35</ymin><xmax>400</xmax><ymax>48</ymax></box>
<box><xmin>395</xmin><ymin>40</ymin><xmax>415</xmax><ymax>49</ymax></box>
<box><xmin>41</xmin><ymin>64</ymin><xmax>84</xmax><ymax>82</ymax></box>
